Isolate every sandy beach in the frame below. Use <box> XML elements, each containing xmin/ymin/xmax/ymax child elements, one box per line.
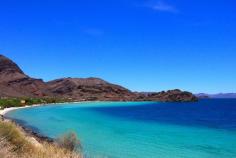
<box><xmin>0</xmin><ymin>104</ymin><xmax>43</xmax><ymax>116</ymax></box>
<box><xmin>0</xmin><ymin>101</ymin><xmax>94</xmax><ymax>116</ymax></box>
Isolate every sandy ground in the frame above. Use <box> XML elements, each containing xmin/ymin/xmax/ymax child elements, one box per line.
<box><xmin>0</xmin><ymin>101</ymin><xmax>90</xmax><ymax>116</ymax></box>
<box><xmin>0</xmin><ymin>105</ymin><xmax>42</xmax><ymax>116</ymax></box>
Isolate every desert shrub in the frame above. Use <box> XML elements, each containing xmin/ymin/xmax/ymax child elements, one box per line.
<box><xmin>31</xmin><ymin>142</ymin><xmax>82</xmax><ymax>158</ymax></box>
<box><xmin>56</xmin><ymin>132</ymin><xmax>81</xmax><ymax>152</ymax></box>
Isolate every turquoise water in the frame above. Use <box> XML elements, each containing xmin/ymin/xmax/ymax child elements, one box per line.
<box><xmin>5</xmin><ymin>100</ymin><xmax>236</xmax><ymax>158</ymax></box>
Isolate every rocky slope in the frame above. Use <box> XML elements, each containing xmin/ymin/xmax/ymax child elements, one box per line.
<box><xmin>0</xmin><ymin>55</ymin><xmax>50</xmax><ymax>97</ymax></box>
<box><xmin>145</xmin><ymin>89</ymin><xmax>198</xmax><ymax>102</ymax></box>
<box><xmin>0</xmin><ymin>55</ymin><xmax>197</xmax><ymax>102</ymax></box>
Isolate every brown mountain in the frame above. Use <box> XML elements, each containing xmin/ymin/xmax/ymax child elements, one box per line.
<box><xmin>0</xmin><ymin>55</ymin><xmax>197</xmax><ymax>102</ymax></box>
<box><xmin>46</xmin><ymin>78</ymin><xmax>137</xmax><ymax>101</ymax></box>
<box><xmin>0</xmin><ymin>55</ymin><xmax>50</xmax><ymax>97</ymax></box>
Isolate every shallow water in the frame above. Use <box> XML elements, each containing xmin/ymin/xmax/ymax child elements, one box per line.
<box><xmin>6</xmin><ymin>99</ymin><xmax>236</xmax><ymax>158</ymax></box>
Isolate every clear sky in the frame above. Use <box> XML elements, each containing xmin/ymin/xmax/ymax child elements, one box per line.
<box><xmin>0</xmin><ymin>0</ymin><xmax>235</xmax><ymax>93</ymax></box>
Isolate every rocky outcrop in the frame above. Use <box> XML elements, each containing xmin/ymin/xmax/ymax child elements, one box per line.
<box><xmin>0</xmin><ymin>55</ymin><xmax>197</xmax><ymax>102</ymax></box>
<box><xmin>0</xmin><ymin>55</ymin><xmax>26</xmax><ymax>82</ymax></box>
<box><xmin>144</xmin><ymin>89</ymin><xmax>198</xmax><ymax>102</ymax></box>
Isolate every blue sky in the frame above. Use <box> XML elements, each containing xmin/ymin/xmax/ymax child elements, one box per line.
<box><xmin>0</xmin><ymin>0</ymin><xmax>235</xmax><ymax>93</ymax></box>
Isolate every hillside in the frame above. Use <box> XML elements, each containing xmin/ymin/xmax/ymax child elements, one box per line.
<box><xmin>0</xmin><ymin>55</ymin><xmax>50</xmax><ymax>97</ymax></box>
<box><xmin>0</xmin><ymin>55</ymin><xmax>197</xmax><ymax>102</ymax></box>
<box><xmin>47</xmin><ymin>77</ymin><xmax>137</xmax><ymax>101</ymax></box>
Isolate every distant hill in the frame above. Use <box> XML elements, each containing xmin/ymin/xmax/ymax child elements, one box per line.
<box><xmin>196</xmin><ymin>93</ymin><xmax>236</xmax><ymax>99</ymax></box>
<box><xmin>46</xmin><ymin>77</ymin><xmax>137</xmax><ymax>101</ymax></box>
<box><xmin>0</xmin><ymin>55</ymin><xmax>197</xmax><ymax>102</ymax></box>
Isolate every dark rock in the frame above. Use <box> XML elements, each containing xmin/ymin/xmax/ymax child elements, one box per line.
<box><xmin>144</xmin><ymin>89</ymin><xmax>198</xmax><ymax>102</ymax></box>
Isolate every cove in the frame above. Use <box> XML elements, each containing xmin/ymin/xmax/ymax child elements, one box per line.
<box><xmin>5</xmin><ymin>100</ymin><xmax>236</xmax><ymax>158</ymax></box>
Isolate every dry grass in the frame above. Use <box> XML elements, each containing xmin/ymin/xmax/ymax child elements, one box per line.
<box><xmin>23</xmin><ymin>142</ymin><xmax>82</xmax><ymax>158</ymax></box>
<box><xmin>0</xmin><ymin>121</ymin><xmax>82</xmax><ymax>158</ymax></box>
<box><xmin>0</xmin><ymin>138</ymin><xmax>18</xmax><ymax>158</ymax></box>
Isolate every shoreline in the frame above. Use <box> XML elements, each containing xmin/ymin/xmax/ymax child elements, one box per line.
<box><xmin>0</xmin><ymin>101</ymin><xmax>93</xmax><ymax>116</ymax></box>
<box><xmin>0</xmin><ymin>116</ymin><xmax>82</xmax><ymax>158</ymax></box>
<box><xmin>0</xmin><ymin>105</ymin><xmax>54</xmax><ymax>144</ymax></box>
<box><xmin>0</xmin><ymin>102</ymin><xmax>85</xmax><ymax>144</ymax></box>
<box><xmin>0</xmin><ymin>117</ymin><xmax>53</xmax><ymax>152</ymax></box>
<box><xmin>0</xmin><ymin>104</ymin><xmax>43</xmax><ymax>116</ymax></box>
<box><xmin>0</xmin><ymin>100</ymin><xmax>153</xmax><ymax>116</ymax></box>
<box><xmin>0</xmin><ymin>100</ymin><xmax>137</xmax><ymax>144</ymax></box>
<box><xmin>2</xmin><ymin>116</ymin><xmax>54</xmax><ymax>142</ymax></box>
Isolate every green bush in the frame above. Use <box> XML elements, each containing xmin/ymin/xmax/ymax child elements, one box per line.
<box><xmin>0</xmin><ymin>97</ymin><xmax>72</xmax><ymax>109</ymax></box>
<box><xmin>0</xmin><ymin>99</ymin><xmax>22</xmax><ymax>109</ymax></box>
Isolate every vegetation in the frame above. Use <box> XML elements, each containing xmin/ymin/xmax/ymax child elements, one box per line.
<box><xmin>0</xmin><ymin>121</ymin><xmax>82</xmax><ymax>158</ymax></box>
<box><xmin>0</xmin><ymin>119</ymin><xmax>34</xmax><ymax>154</ymax></box>
<box><xmin>0</xmin><ymin>97</ymin><xmax>73</xmax><ymax>109</ymax></box>
<box><xmin>56</xmin><ymin>132</ymin><xmax>82</xmax><ymax>152</ymax></box>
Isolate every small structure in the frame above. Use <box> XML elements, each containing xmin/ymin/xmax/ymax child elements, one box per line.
<box><xmin>21</xmin><ymin>100</ymin><xmax>26</xmax><ymax>104</ymax></box>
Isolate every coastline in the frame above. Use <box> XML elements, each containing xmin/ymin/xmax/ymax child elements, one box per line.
<box><xmin>0</xmin><ymin>100</ymin><xmax>119</xmax><ymax>143</ymax></box>
<box><xmin>0</xmin><ymin>104</ymin><xmax>54</xmax><ymax>144</ymax></box>
<box><xmin>0</xmin><ymin>103</ymin><xmax>71</xmax><ymax>144</ymax></box>
<box><xmin>0</xmin><ymin>101</ymin><xmax>89</xmax><ymax>116</ymax></box>
<box><xmin>0</xmin><ymin>100</ymin><xmax>150</xmax><ymax>116</ymax></box>
<box><xmin>0</xmin><ymin>104</ymin><xmax>43</xmax><ymax>116</ymax></box>
<box><xmin>0</xmin><ymin>100</ymin><xmax>158</xmax><ymax>147</ymax></box>
<box><xmin>0</xmin><ymin>114</ymin><xmax>82</xmax><ymax>158</ymax></box>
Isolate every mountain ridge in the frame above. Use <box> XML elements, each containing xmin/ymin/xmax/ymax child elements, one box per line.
<box><xmin>196</xmin><ymin>93</ymin><xmax>236</xmax><ymax>99</ymax></box>
<box><xmin>0</xmin><ymin>55</ymin><xmax>197</xmax><ymax>102</ymax></box>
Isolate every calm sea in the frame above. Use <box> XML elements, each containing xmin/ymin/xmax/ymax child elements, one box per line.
<box><xmin>5</xmin><ymin>99</ymin><xmax>236</xmax><ymax>158</ymax></box>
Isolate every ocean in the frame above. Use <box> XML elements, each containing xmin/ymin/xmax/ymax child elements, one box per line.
<box><xmin>5</xmin><ymin>99</ymin><xmax>236</xmax><ymax>158</ymax></box>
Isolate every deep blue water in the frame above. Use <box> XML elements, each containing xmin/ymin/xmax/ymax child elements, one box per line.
<box><xmin>5</xmin><ymin>99</ymin><xmax>236</xmax><ymax>158</ymax></box>
<box><xmin>90</xmin><ymin>99</ymin><xmax>236</xmax><ymax>130</ymax></box>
